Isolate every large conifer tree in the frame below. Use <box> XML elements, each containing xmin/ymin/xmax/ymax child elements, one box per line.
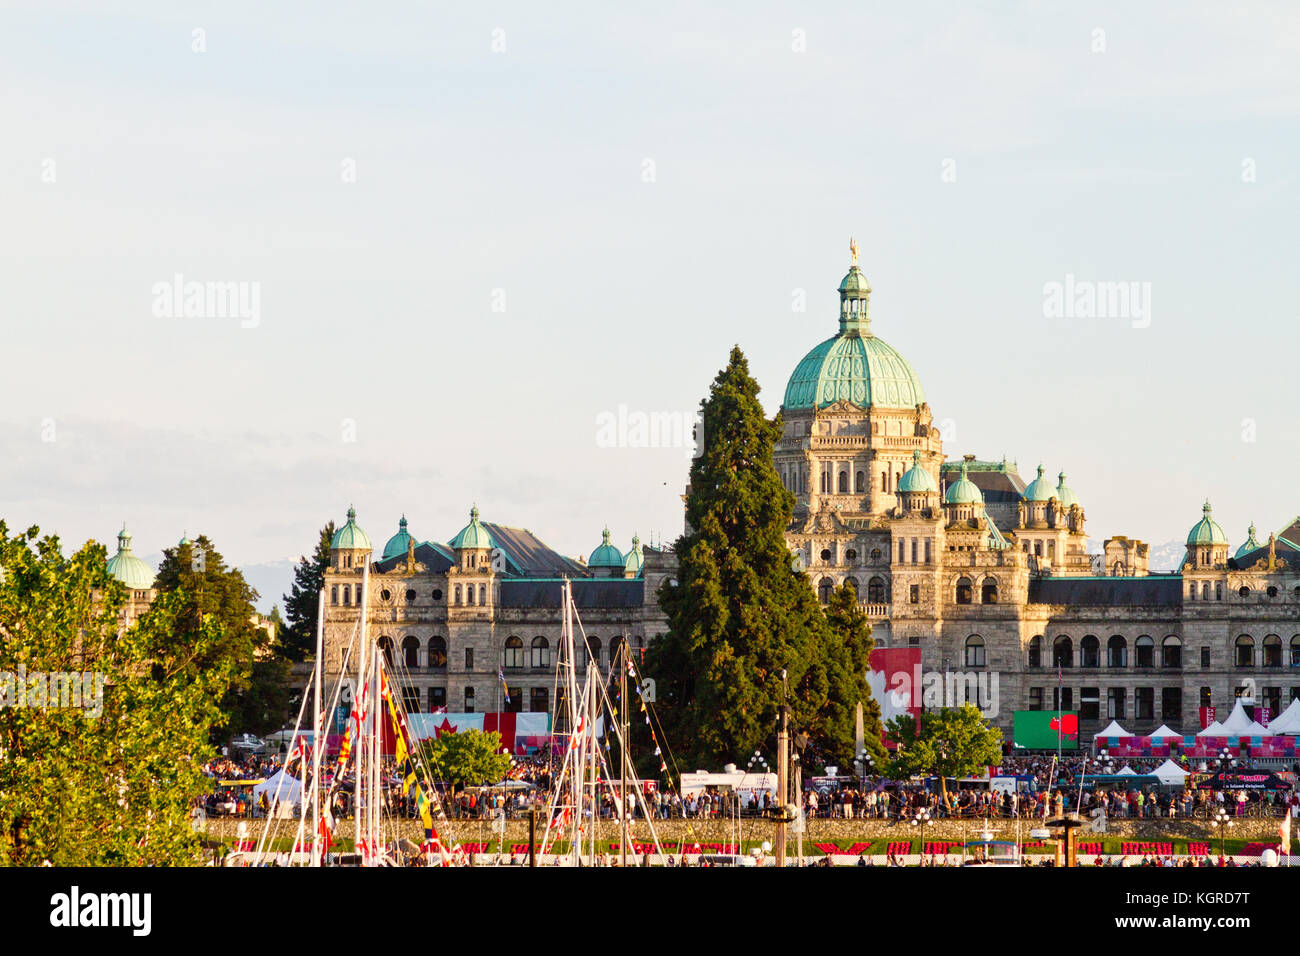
<box><xmin>646</xmin><ymin>347</ymin><xmax>883</xmax><ymax>771</ymax></box>
<box><xmin>281</xmin><ymin>522</ymin><xmax>334</xmax><ymax>662</ymax></box>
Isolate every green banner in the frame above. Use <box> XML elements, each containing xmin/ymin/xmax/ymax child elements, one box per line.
<box><xmin>1013</xmin><ymin>711</ymin><xmax>1079</xmax><ymax>750</ymax></box>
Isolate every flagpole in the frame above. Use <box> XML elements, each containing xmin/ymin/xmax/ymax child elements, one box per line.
<box><xmin>312</xmin><ymin>588</ymin><xmax>325</xmax><ymax>866</ymax></box>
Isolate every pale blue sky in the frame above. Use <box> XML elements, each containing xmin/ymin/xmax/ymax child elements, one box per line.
<box><xmin>3</xmin><ymin>1</ymin><xmax>1298</xmax><ymax>603</ymax></box>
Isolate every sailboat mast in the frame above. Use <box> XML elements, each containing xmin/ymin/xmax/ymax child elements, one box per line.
<box><xmin>312</xmin><ymin>589</ymin><xmax>325</xmax><ymax>866</ymax></box>
<box><xmin>354</xmin><ymin>562</ymin><xmax>370</xmax><ymax>859</ymax></box>
<box><xmin>620</xmin><ymin>638</ymin><xmax>628</xmax><ymax>868</ymax></box>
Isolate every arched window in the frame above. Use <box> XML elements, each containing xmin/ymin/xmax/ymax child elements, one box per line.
<box><xmin>1027</xmin><ymin>635</ymin><xmax>1043</xmax><ymax>668</ymax></box>
<box><xmin>342</xmin><ymin>585</ymin><xmax>351</xmax><ymax>606</ymax></box>
<box><xmin>1080</xmin><ymin>635</ymin><xmax>1100</xmax><ymax>668</ymax></box>
<box><xmin>1034</xmin><ymin>542</ymin><xmax>1043</xmax><ymax>557</ymax></box>
<box><xmin>1264</xmin><ymin>634</ymin><xmax>1282</xmax><ymax>668</ymax></box>
<box><xmin>466</xmin><ymin>584</ymin><xmax>475</xmax><ymax>605</ymax></box>
<box><xmin>818</xmin><ymin>577</ymin><xmax>834</xmax><ymax>604</ymax></box>
<box><xmin>1188</xmin><ymin>583</ymin><xmax>1196</xmax><ymax>601</ymax></box>
<box><xmin>504</xmin><ymin>636</ymin><xmax>523</xmax><ymax>670</ymax></box>
<box><xmin>1135</xmin><ymin>635</ymin><xmax>1154</xmax><ymax>668</ymax></box>
<box><xmin>402</xmin><ymin>635</ymin><xmax>420</xmax><ymax>668</ymax></box>
<box><xmin>1053</xmin><ymin>636</ymin><xmax>1073</xmax><ymax>668</ymax></box>
<box><xmin>586</xmin><ymin>637</ymin><xmax>602</xmax><ymax>669</ymax></box>
<box><xmin>842</xmin><ymin>576</ymin><xmax>858</xmax><ymax>597</ymax></box>
<box><xmin>377</xmin><ymin>636</ymin><xmax>393</xmax><ymax>665</ymax></box>
<box><xmin>1161</xmin><ymin>636</ymin><xmax>1182</xmax><ymax>669</ymax></box>
<box><xmin>867</xmin><ymin>576</ymin><xmax>886</xmax><ymax>604</ymax></box>
<box><xmin>479</xmin><ymin>584</ymin><xmax>487</xmax><ymax>605</ymax></box>
<box><xmin>981</xmin><ymin>577</ymin><xmax>998</xmax><ymax>604</ymax></box>
<box><xmin>838</xmin><ymin>471</ymin><xmax>848</xmax><ymax>493</ymax></box>
<box><xmin>955</xmin><ymin>577</ymin><xmax>972</xmax><ymax>605</ymax></box>
<box><xmin>965</xmin><ymin>634</ymin><xmax>986</xmax><ymax>668</ymax></box>
<box><xmin>454</xmin><ymin>585</ymin><xmax>462</xmax><ymax>605</ymax></box>
<box><xmin>1234</xmin><ymin>635</ymin><xmax>1254</xmax><ymax>668</ymax></box>
<box><xmin>428</xmin><ymin>636</ymin><xmax>447</xmax><ymax>671</ymax></box>
<box><xmin>610</xmin><ymin>635</ymin><xmax>626</xmax><ymax>666</ymax></box>
<box><xmin>1291</xmin><ymin>635</ymin><xmax>1300</xmax><ymax>668</ymax></box>
<box><xmin>531</xmin><ymin>636</ymin><xmax>550</xmax><ymax>669</ymax></box>
<box><xmin>331</xmin><ymin>585</ymin><xmax>338</xmax><ymax>605</ymax></box>
<box><xmin>856</xmin><ymin>471</ymin><xmax>864</xmax><ymax>492</ymax></box>
<box><xmin>1201</xmin><ymin>582</ymin><xmax>1210</xmax><ymax>600</ymax></box>
<box><xmin>1107</xmin><ymin>635</ymin><xmax>1127</xmax><ymax>668</ymax></box>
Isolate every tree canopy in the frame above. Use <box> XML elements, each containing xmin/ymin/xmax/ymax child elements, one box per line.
<box><xmin>885</xmin><ymin>704</ymin><xmax>1004</xmax><ymax>799</ymax></box>
<box><xmin>0</xmin><ymin>522</ymin><xmax>233</xmax><ymax>865</ymax></box>
<box><xmin>281</xmin><ymin>523</ymin><xmax>334</xmax><ymax>662</ymax></box>
<box><xmin>420</xmin><ymin>728</ymin><xmax>512</xmax><ymax>792</ymax></box>
<box><xmin>645</xmin><ymin>346</ymin><xmax>884</xmax><ymax>773</ymax></box>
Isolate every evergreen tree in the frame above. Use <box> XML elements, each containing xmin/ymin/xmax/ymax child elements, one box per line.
<box><xmin>281</xmin><ymin>523</ymin><xmax>334</xmax><ymax>662</ymax></box>
<box><xmin>645</xmin><ymin>347</ymin><xmax>881</xmax><ymax>772</ymax></box>
<box><xmin>0</xmin><ymin>522</ymin><xmax>233</xmax><ymax>865</ymax></box>
<box><xmin>154</xmin><ymin>535</ymin><xmax>286</xmax><ymax>740</ymax></box>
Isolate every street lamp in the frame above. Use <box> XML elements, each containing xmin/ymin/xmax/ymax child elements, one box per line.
<box><xmin>1211</xmin><ymin>807</ymin><xmax>1234</xmax><ymax>860</ymax></box>
<box><xmin>911</xmin><ymin>807</ymin><xmax>934</xmax><ymax>865</ymax></box>
<box><xmin>1216</xmin><ymin>748</ymin><xmax>1237</xmax><ymax>772</ymax></box>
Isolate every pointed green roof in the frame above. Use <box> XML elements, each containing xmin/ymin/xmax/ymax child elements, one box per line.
<box><xmin>898</xmin><ymin>450</ymin><xmax>937</xmax><ymax>493</ymax></box>
<box><xmin>1023</xmin><ymin>464</ymin><xmax>1056</xmax><ymax>502</ymax></box>
<box><xmin>449</xmin><ymin>505</ymin><xmax>494</xmax><ymax>550</ymax></box>
<box><xmin>1186</xmin><ymin>500</ymin><xmax>1228</xmax><ymax>546</ymax></box>
<box><xmin>1055</xmin><ymin>472</ymin><xmax>1079</xmax><ymax>509</ymax></box>
<box><xmin>105</xmin><ymin>524</ymin><xmax>156</xmax><ymax>589</ymax></box>
<box><xmin>944</xmin><ymin>461</ymin><xmax>984</xmax><ymax>505</ymax></box>
<box><xmin>587</xmin><ymin>527</ymin><xmax>624</xmax><ymax>568</ymax></box>
<box><xmin>623</xmin><ymin>533</ymin><xmax>644</xmax><ymax>577</ymax></box>
<box><xmin>1234</xmin><ymin>523</ymin><xmax>1261</xmax><ymax>561</ymax></box>
<box><xmin>382</xmin><ymin>515</ymin><xmax>416</xmax><ymax>560</ymax></box>
<box><xmin>331</xmin><ymin>506</ymin><xmax>372</xmax><ymax>551</ymax></box>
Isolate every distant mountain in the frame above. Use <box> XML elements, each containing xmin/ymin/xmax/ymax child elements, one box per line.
<box><xmin>239</xmin><ymin>559</ymin><xmax>299</xmax><ymax>614</ymax></box>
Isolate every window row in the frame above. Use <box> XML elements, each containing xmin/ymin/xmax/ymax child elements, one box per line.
<box><xmin>955</xmin><ymin>576</ymin><xmax>998</xmax><ymax>605</ymax></box>
<box><xmin>1030</xmin><ymin>634</ymin><xmax>1183</xmax><ymax>669</ymax></box>
<box><xmin>332</xmin><ymin>585</ymin><xmax>446</xmax><ymax>605</ymax></box>
<box><xmin>394</xmin><ymin>685</ymin><xmax>551</xmax><ymax>715</ymax></box>
<box><xmin>1027</xmin><ymin>686</ymin><xmax>1183</xmax><ymax>722</ymax></box>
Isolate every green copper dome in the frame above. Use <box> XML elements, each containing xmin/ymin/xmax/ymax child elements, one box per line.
<box><xmin>1234</xmin><ymin>523</ymin><xmax>1261</xmax><ymax>560</ymax></box>
<box><xmin>783</xmin><ymin>263</ymin><xmax>925</xmax><ymax>411</ymax></box>
<box><xmin>623</xmin><ymin>534</ymin><xmax>644</xmax><ymax>577</ymax></box>
<box><xmin>944</xmin><ymin>462</ymin><xmax>984</xmax><ymax>505</ymax></box>
<box><xmin>106</xmin><ymin>525</ymin><xmax>155</xmax><ymax>590</ymax></box>
<box><xmin>587</xmin><ymin>527</ymin><xmax>624</xmax><ymax>568</ymax></box>
<box><xmin>449</xmin><ymin>506</ymin><xmax>494</xmax><ymax>550</ymax></box>
<box><xmin>178</xmin><ymin>531</ymin><xmax>192</xmax><ymax>547</ymax></box>
<box><xmin>331</xmin><ymin>506</ymin><xmax>373</xmax><ymax>551</ymax></box>
<box><xmin>1023</xmin><ymin>464</ymin><xmax>1056</xmax><ymax>502</ymax></box>
<box><xmin>382</xmin><ymin>515</ymin><xmax>416</xmax><ymax>560</ymax></box>
<box><xmin>1055</xmin><ymin>472</ymin><xmax>1079</xmax><ymax>509</ymax></box>
<box><xmin>1186</xmin><ymin>501</ymin><xmax>1228</xmax><ymax>546</ymax></box>
<box><xmin>898</xmin><ymin>450</ymin><xmax>937</xmax><ymax>493</ymax></box>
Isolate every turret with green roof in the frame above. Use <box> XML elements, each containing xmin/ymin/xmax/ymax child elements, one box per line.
<box><xmin>1186</xmin><ymin>500</ymin><xmax>1228</xmax><ymax>546</ymax></box>
<box><xmin>898</xmin><ymin>449</ymin><xmax>938</xmax><ymax>494</ymax></box>
<box><xmin>449</xmin><ymin>506</ymin><xmax>494</xmax><ymax>551</ymax></box>
<box><xmin>587</xmin><ymin>527</ymin><xmax>624</xmax><ymax>576</ymax></box>
<box><xmin>1023</xmin><ymin>464</ymin><xmax>1056</xmax><ymax>503</ymax></box>
<box><xmin>106</xmin><ymin>524</ymin><xmax>156</xmax><ymax>590</ymax></box>
<box><xmin>382</xmin><ymin>515</ymin><xmax>417</xmax><ymax>560</ymax></box>
<box><xmin>330</xmin><ymin>506</ymin><xmax>372</xmax><ymax>552</ymax></box>
<box><xmin>623</xmin><ymin>533</ymin><xmax>644</xmax><ymax>578</ymax></box>
<box><xmin>944</xmin><ymin>461</ymin><xmax>983</xmax><ymax>506</ymax></box>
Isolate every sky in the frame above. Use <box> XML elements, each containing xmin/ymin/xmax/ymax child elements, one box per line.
<box><xmin>3</xmin><ymin>1</ymin><xmax>1299</xmax><ymax>607</ymax></box>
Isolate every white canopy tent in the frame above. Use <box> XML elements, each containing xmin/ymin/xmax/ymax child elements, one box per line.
<box><xmin>1152</xmin><ymin>759</ymin><xmax>1190</xmax><ymax>785</ymax></box>
<box><xmin>1093</xmin><ymin>720</ymin><xmax>1129</xmax><ymax>739</ymax></box>
<box><xmin>1116</xmin><ymin>766</ymin><xmax>1137</xmax><ymax>776</ymax></box>
<box><xmin>252</xmin><ymin>769</ymin><xmax>302</xmax><ymax>806</ymax></box>
<box><xmin>1218</xmin><ymin>700</ymin><xmax>1255</xmax><ymax>735</ymax></box>
<box><xmin>1266</xmin><ymin>698</ymin><xmax>1300</xmax><ymax>734</ymax></box>
<box><xmin>1197</xmin><ymin>720</ymin><xmax>1227</xmax><ymax>737</ymax></box>
<box><xmin>1149</xmin><ymin>724</ymin><xmax>1182</xmax><ymax>739</ymax></box>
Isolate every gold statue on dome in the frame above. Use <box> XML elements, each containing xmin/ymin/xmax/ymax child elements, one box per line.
<box><xmin>849</xmin><ymin>236</ymin><xmax>860</xmax><ymax>266</ymax></box>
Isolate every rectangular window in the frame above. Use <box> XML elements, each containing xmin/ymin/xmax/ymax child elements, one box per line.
<box><xmin>909</xmin><ymin>584</ymin><xmax>919</xmax><ymax>605</ymax></box>
<box><xmin>429</xmin><ymin>686</ymin><xmax>446</xmax><ymax>711</ymax></box>
<box><xmin>1161</xmin><ymin>687</ymin><xmax>1182</xmax><ymax>722</ymax></box>
<box><xmin>1028</xmin><ymin>688</ymin><xmax>1043</xmax><ymax>711</ymax></box>
<box><xmin>1200</xmin><ymin>647</ymin><xmax>1211</xmax><ymax>668</ymax></box>
<box><xmin>1107</xmin><ymin>687</ymin><xmax>1126</xmax><ymax>720</ymax></box>
<box><xmin>403</xmin><ymin>686</ymin><xmax>419</xmax><ymax>714</ymax></box>
<box><xmin>1052</xmin><ymin>687</ymin><xmax>1072</xmax><ymax>711</ymax></box>
<box><xmin>1135</xmin><ymin>687</ymin><xmax>1154</xmax><ymax>721</ymax></box>
<box><xmin>530</xmin><ymin>687</ymin><xmax>549</xmax><ymax>714</ymax></box>
<box><xmin>464</xmin><ymin>687</ymin><xmax>475</xmax><ymax>712</ymax></box>
<box><xmin>1264</xmin><ymin>686</ymin><xmax>1282</xmax><ymax>717</ymax></box>
<box><xmin>505</xmin><ymin>686</ymin><xmax>523</xmax><ymax>714</ymax></box>
<box><xmin>465</xmin><ymin>648</ymin><xmax>474</xmax><ymax>670</ymax></box>
<box><xmin>1080</xmin><ymin>687</ymin><xmax>1099</xmax><ymax>720</ymax></box>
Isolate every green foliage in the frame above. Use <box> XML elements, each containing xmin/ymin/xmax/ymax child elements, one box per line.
<box><xmin>0</xmin><ymin>522</ymin><xmax>233</xmax><ymax>865</ymax></box>
<box><xmin>153</xmin><ymin>535</ymin><xmax>285</xmax><ymax>740</ymax></box>
<box><xmin>645</xmin><ymin>347</ymin><xmax>882</xmax><ymax>772</ymax></box>
<box><xmin>419</xmin><ymin>729</ymin><xmax>512</xmax><ymax>791</ymax></box>
<box><xmin>281</xmin><ymin>523</ymin><xmax>334</xmax><ymax>662</ymax></box>
<box><xmin>885</xmin><ymin>704</ymin><xmax>1004</xmax><ymax>798</ymax></box>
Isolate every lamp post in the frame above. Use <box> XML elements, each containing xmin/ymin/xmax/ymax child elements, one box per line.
<box><xmin>911</xmin><ymin>807</ymin><xmax>934</xmax><ymax>865</ymax></box>
<box><xmin>1211</xmin><ymin>807</ymin><xmax>1234</xmax><ymax>860</ymax></box>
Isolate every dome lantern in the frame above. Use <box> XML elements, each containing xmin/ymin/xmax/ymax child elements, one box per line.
<box><xmin>588</xmin><ymin>526</ymin><xmax>625</xmax><ymax>572</ymax></box>
<box><xmin>106</xmin><ymin>523</ymin><xmax>156</xmax><ymax>590</ymax></box>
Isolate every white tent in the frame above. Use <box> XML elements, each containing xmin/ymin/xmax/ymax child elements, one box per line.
<box><xmin>1094</xmin><ymin>720</ymin><xmax>1129</xmax><ymax>739</ymax></box>
<box><xmin>1149</xmin><ymin>724</ymin><xmax>1182</xmax><ymax>739</ymax></box>
<box><xmin>1218</xmin><ymin>700</ymin><xmax>1255</xmax><ymax>735</ymax></box>
<box><xmin>1116</xmin><ymin>766</ymin><xmax>1137</xmax><ymax>776</ymax></box>
<box><xmin>1239</xmin><ymin>721</ymin><xmax>1269</xmax><ymax>737</ymax></box>
<box><xmin>1152</xmin><ymin>759</ymin><xmax>1189</xmax><ymax>784</ymax></box>
<box><xmin>1266</xmin><ymin>699</ymin><xmax>1300</xmax><ymax>734</ymax></box>
<box><xmin>252</xmin><ymin>769</ymin><xmax>301</xmax><ymax>806</ymax></box>
<box><xmin>1197</xmin><ymin>720</ymin><xmax>1227</xmax><ymax>737</ymax></box>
